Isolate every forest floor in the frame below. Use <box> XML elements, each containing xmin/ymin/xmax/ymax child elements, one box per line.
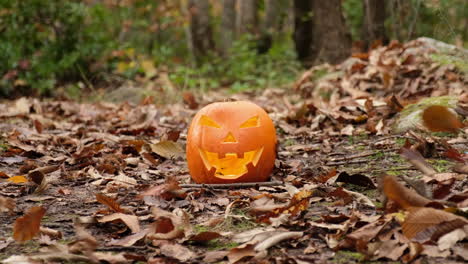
<box><xmin>0</xmin><ymin>38</ymin><xmax>467</xmax><ymax>264</ymax></box>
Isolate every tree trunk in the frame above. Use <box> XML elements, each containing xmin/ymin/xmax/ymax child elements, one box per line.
<box><xmin>293</xmin><ymin>0</ymin><xmax>313</xmax><ymax>62</ymax></box>
<box><xmin>220</xmin><ymin>0</ymin><xmax>236</xmax><ymax>56</ymax></box>
<box><xmin>310</xmin><ymin>0</ymin><xmax>351</xmax><ymax>65</ymax></box>
<box><xmin>236</xmin><ymin>0</ymin><xmax>257</xmax><ymax>35</ymax></box>
<box><xmin>188</xmin><ymin>0</ymin><xmax>215</xmax><ymax>63</ymax></box>
<box><xmin>263</xmin><ymin>0</ymin><xmax>280</xmax><ymax>32</ymax></box>
<box><xmin>362</xmin><ymin>0</ymin><xmax>388</xmax><ymax>49</ymax></box>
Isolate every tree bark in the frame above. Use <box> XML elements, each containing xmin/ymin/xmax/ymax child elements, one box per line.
<box><xmin>362</xmin><ymin>0</ymin><xmax>388</xmax><ymax>49</ymax></box>
<box><xmin>310</xmin><ymin>0</ymin><xmax>351</xmax><ymax>65</ymax></box>
<box><xmin>236</xmin><ymin>0</ymin><xmax>257</xmax><ymax>35</ymax></box>
<box><xmin>220</xmin><ymin>0</ymin><xmax>236</xmax><ymax>56</ymax></box>
<box><xmin>293</xmin><ymin>0</ymin><xmax>313</xmax><ymax>62</ymax></box>
<box><xmin>188</xmin><ymin>0</ymin><xmax>215</xmax><ymax>63</ymax></box>
<box><xmin>263</xmin><ymin>0</ymin><xmax>280</xmax><ymax>32</ymax></box>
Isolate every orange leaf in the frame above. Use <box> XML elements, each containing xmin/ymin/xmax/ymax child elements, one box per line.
<box><xmin>7</xmin><ymin>175</ymin><xmax>28</xmax><ymax>183</ymax></box>
<box><xmin>13</xmin><ymin>206</ymin><xmax>46</xmax><ymax>242</ymax></box>
<box><xmin>382</xmin><ymin>175</ymin><xmax>432</xmax><ymax>209</ymax></box>
<box><xmin>95</xmin><ymin>193</ymin><xmax>125</xmax><ymax>213</ymax></box>
<box><xmin>422</xmin><ymin>105</ymin><xmax>463</xmax><ymax>133</ymax></box>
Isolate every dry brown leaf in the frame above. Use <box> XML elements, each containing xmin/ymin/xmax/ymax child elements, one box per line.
<box><xmin>0</xmin><ymin>196</ymin><xmax>15</xmax><ymax>214</ymax></box>
<box><xmin>148</xmin><ymin>208</ymin><xmax>189</xmax><ymax>240</ymax></box>
<box><xmin>437</xmin><ymin>227</ymin><xmax>467</xmax><ymax>251</ymax></box>
<box><xmin>69</xmin><ymin>224</ymin><xmax>98</xmax><ymax>257</ymax></box>
<box><xmin>150</xmin><ymin>140</ymin><xmax>184</xmax><ymax>159</ymax></box>
<box><xmin>140</xmin><ymin>176</ymin><xmax>187</xmax><ymax>200</ymax></box>
<box><xmin>399</xmin><ymin>147</ymin><xmax>437</xmax><ymax>176</ymax></box>
<box><xmin>227</xmin><ymin>244</ymin><xmax>256</xmax><ymax>264</ymax></box>
<box><xmin>98</xmin><ymin>213</ymin><xmax>140</xmax><ymax>233</ymax></box>
<box><xmin>13</xmin><ymin>206</ymin><xmax>46</xmax><ymax>242</ymax></box>
<box><xmin>182</xmin><ymin>91</ymin><xmax>198</xmax><ymax>109</ymax></box>
<box><xmin>108</xmin><ymin>228</ymin><xmax>149</xmax><ymax>247</ymax></box>
<box><xmin>95</xmin><ymin>193</ymin><xmax>126</xmax><ymax>213</ymax></box>
<box><xmin>188</xmin><ymin>231</ymin><xmax>222</xmax><ymax>243</ymax></box>
<box><xmin>251</xmin><ymin>189</ymin><xmax>313</xmax><ymax>224</ymax></box>
<box><xmin>152</xmin><ymin>240</ymin><xmax>196</xmax><ymax>262</ymax></box>
<box><xmin>422</xmin><ymin>105</ymin><xmax>463</xmax><ymax>133</ymax></box>
<box><xmin>402</xmin><ymin>207</ymin><xmax>468</xmax><ymax>240</ymax></box>
<box><xmin>382</xmin><ymin>175</ymin><xmax>432</xmax><ymax>209</ymax></box>
<box><xmin>39</xmin><ymin>227</ymin><xmax>63</xmax><ymax>240</ymax></box>
<box><xmin>0</xmin><ymin>171</ymin><xmax>9</xmax><ymax>178</ymax></box>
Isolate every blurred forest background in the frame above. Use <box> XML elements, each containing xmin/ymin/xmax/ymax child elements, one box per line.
<box><xmin>0</xmin><ymin>0</ymin><xmax>467</xmax><ymax>99</ymax></box>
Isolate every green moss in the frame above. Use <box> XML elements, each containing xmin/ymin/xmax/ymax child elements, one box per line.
<box><xmin>193</xmin><ymin>225</ymin><xmax>210</xmax><ymax>233</ymax></box>
<box><xmin>371</xmin><ymin>151</ymin><xmax>385</xmax><ymax>160</ymax></box>
<box><xmin>395</xmin><ymin>138</ymin><xmax>407</xmax><ymax>146</ymax></box>
<box><xmin>207</xmin><ymin>239</ymin><xmax>240</xmax><ymax>251</ymax></box>
<box><xmin>386</xmin><ymin>170</ymin><xmax>400</xmax><ymax>176</ymax></box>
<box><xmin>429</xmin><ymin>159</ymin><xmax>453</xmax><ymax>173</ymax></box>
<box><xmin>214</xmin><ymin>209</ymin><xmax>259</xmax><ymax>233</ymax></box>
<box><xmin>332</xmin><ymin>250</ymin><xmax>365</xmax><ymax>263</ymax></box>
<box><xmin>283</xmin><ymin>138</ymin><xmax>296</xmax><ymax>147</ymax></box>
<box><xmin>430</xmin><ymin>53</ymin><xmax>468</xmax><ymax>74</ymax></box>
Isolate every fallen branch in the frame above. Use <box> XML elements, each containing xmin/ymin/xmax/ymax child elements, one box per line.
<box><xmin>180</xmin><ymin>181</ymin><xmax>283</xmax><ymax>189</ymax></box>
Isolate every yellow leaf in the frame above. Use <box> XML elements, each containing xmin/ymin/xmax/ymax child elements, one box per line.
<box><xmin>116</xmin><ymin>62</ymin><xmax>129</xmax><ymax>73</ymax></box>
<box><xmin>140</xmin><ymin>60</ymin><xmax>157</xmax><ymax>78</ymax></box>
<box><xmin>125</xmin><ymin>48</ymin><xmax>135</xmax><ymax>57</ymax></box>
<box><xmin>7</xmin><ymin>175</ymin><xmax>28</xmax><ymax>183</ymax></box>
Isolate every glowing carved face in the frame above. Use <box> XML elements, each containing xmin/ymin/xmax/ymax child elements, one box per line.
<box><xmin>186</xmin><ymin>101</ymin><xmax>277</xmax><ymax>184</ymax></box>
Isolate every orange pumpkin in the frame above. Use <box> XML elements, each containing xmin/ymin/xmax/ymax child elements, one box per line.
<box><xmin>186</xmin><ymin>101</ymin><xmax>277</xmax><ymax>184</ymax></box>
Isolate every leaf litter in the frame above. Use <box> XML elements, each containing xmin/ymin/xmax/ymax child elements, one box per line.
<box><xmin>0</xmin><ymin>38</ymin><xmax>467</xmax><ymax>263</ymax></box>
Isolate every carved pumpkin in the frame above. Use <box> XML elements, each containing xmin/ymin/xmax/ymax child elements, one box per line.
<box><xmin>186</xmin><ymin>101</ymin><xmax>276</xmax><ymax>183</ymax></box>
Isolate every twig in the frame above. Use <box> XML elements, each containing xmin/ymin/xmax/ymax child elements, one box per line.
<box><xmin>180</xmin><ymin>181</ymin><xmax>283</xmax><ymax>189</ymax></box>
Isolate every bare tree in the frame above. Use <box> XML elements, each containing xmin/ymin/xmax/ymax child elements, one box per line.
<box><xmin>293</xmin><ymin>0</ymin><xmax>313</xmax><ymax>62</ymax></box>
<box><xmin>293</xmin><ymin>0</ymin><xmax>351</xmax><ymax>66</ymax></box>
<box><xmin>187</xmin><ymin>0</ymin><xmax>215</xmax><ymax>63</ymax></box>
<box><xmin>220</xmin><ymin>0</ymin><xmax>236</xmax><ymax>56</ymax></box>
<box><xmin>362</xmin><ymin>0</ymin><xmax>388</xmax><ymax>48</ymax></box>
<box><xmin>236</xmin><ymin>0</ymin><xmax>257</xmax><ymax>35</ymax></box>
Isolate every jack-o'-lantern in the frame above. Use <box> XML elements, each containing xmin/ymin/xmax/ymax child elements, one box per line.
<box><xmin>186</xmin><ymin>101</ymin><xmax>276</xmax><ymax>184</ymax></box>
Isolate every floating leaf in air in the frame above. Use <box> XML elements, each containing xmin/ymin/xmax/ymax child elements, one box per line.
<box><xmin>422</xmin><ymin>105</ymin><xmax>463</xmax><ymax>133</ymax></box>
<box><xmin>393</xmin><ymin>96</ymin><xmax>458</xmax><ymax>133</ymax></box>
<box><xmin>13</xmin><ymin>206</ymin><xmax>46</xmax><ymax>242</ymax></box>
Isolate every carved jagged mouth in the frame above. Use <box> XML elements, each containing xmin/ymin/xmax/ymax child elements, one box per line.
<box><xmin>199</xmin><ymin>147</ymin><xmax>264</xmax><ymax>179</ymax></box>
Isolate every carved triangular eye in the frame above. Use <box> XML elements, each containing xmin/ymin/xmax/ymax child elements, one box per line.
<box><xmin>240</xmin><ymin>116</ymin><xmax>259</xmax><ymax>128</ymax></box>
<box><xmin>200</xmin><ymin>115</ymin><xmax>221</xmax><ymax>128</ymax></box>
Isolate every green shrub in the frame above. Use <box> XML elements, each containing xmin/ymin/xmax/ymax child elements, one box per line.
<box><xmin>0</xmin><ymin>0</ymin><xmax>115</xmax><ymax>96</ymax></box>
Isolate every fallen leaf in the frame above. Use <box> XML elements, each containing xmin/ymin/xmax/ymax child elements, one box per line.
<box><xmin>188</xmin><ymin>231</ymin><xmax>222</xmax><ymax>243</ymax></box>
<box><xmin>108</xmin><ymin>228</ymin><xmax>149</xmax><ymax>247</ymax></box>
<box><xmin>182</xmin><ymin>92</ymin><xmax>198</xmax><ymax>109</ymax></box>
<box><xmin>95</xmin><ymin>193</ymin><xmax>126</xmax><ymax>213</ymax></box>
<box><xmin>7</xmin><ymin>175</ymin><xmax>28</xmax><ymax>183</ymax></box>
<box><xmin>0</xmin><ymin>196</ymin><xmax>15</xmax><ymax>214</ymax></box>
<box><xmin>140</xmin><ymin>176</ymin><xmax>187</xmax><ymax>200</ymax></box>
<box><xmin>13</xmin><ymin>206</ymin><xmax>46</xmax><ymax>242</ymax></box>
<box><xmin>98</xmin><ymin>213</ymin><xmax>140</xmax><ymax>233</ymax></box>
<box><xmin>402</xmin><ymin>207</ymin><xmax>468</xmax><ymax>240</ymax></box>
<box><xmin>382</xmin><ymin>175</ymin><xmax>432</xmax><ymax>209</ymax></box>
<box><xmin>437</xmin><ymin>227</ymin><xmax>467</xmax><ymax>251</ymax></box>
<box><xmin>153</xmin><ymin>240</ymin><xmax>196</xmax><ymax>262</ymax></box>
<box><xmin>228</xmin><ymin>244</ymin><xmax>256</xmax><ymax>264</ymax></box>
<box><xmin>148</xmin><ymin>208</ymin><xmax>189</xmax><ymax>240</ymax></box>
<box><xmin>150</xmin><ymin>140</ymin><xmax>184</xmax><ymax>159</ymax></box>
